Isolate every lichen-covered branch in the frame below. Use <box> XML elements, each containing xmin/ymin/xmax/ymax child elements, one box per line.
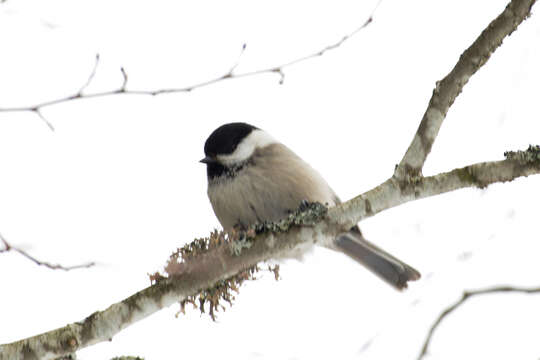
<box><xmin>417</xmin><ymin>285</ymin><xmax>540</xmax><ymax>360</ymax></box>
<box><xmin>0</xmin><ymin>204</ymin><xmax>334</xmax><ymax>360</ymax></box>
<box><xmin>394</xmin><ymin>0</ymin><xmax>537</xmax><ymax>180</ymax></box>
<box><xmin>2</xmin><ymin>146</ymin><xmax>539</xmax><ymax>360</ymax></box>
<box><xmin>1</xmin><ymin>0</ymin><xmax>538</xmax><ymax>359</ymax></box>
<box><xmin>328</xmin><ymin>145</ymin><xmax>540</xmax><ymax>229</ymax></box>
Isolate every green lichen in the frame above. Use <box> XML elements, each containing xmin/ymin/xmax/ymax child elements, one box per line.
<box><xmin>504</xmin><ymin>144</ymin><xmax>540</xmax><ymax>163</ymax></box>
<box><xmin>149</xmin><ymin>203</ymin><xmax>327</xmax><ymax>321</ymax></box>
<box><xmin>456</xmin><ymin>166</ymin><xmax>477</xmax><ymax>185</ymax></box>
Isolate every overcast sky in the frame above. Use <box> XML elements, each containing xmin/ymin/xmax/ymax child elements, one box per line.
<box><xmin>1</xmin><ymin>1</ymin><xmax>540</xmax><ymax>359</ymax></box>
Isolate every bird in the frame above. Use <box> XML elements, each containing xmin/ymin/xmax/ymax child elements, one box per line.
<box><xmin>200</xmin><ymin>122</ymin><xmax>420</xmax><ymax>290</ymax></box>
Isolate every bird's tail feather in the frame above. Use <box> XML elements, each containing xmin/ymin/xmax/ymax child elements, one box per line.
<box><xmin>334</xmin><ymin>229</ymin><xmax>420</xmax><ymax>290</ymax></box>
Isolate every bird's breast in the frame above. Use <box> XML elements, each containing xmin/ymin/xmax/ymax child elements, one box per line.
<box><xmin>207</xmin><ymin>144</ymin><xmax>338</xmax><ymax>230</ymax></box>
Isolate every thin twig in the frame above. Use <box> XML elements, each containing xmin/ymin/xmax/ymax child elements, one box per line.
<box><xmin>119</xmin><ymin>67</ymin><xmax>128</xmax><ymax>91</ymax></box>
<box><xmin>417</xmin><ymin>285</ymin><xmax>540</xmax><ymax>360</ymax></box>
<box><xmin>0</xmin><ymin>233</ymin><xmax>95</xmax><ymax>271</ymax></box>
<box><xmin>34</xmin><ymin>108</ymin><xmax>55</xmax><ymax>131</ymax></box>
<box><xmin>228</xmin><ymin>43</ymin><xmax>247</xmax><ymax>75</ymax></box>
<box><xmin>78</xmin><ymin>53</ymin><xmax>101</xmax><ymax>94</ymax></box>
<box><xmin>261</xmin><ymin>0</ymin><xmax>380</xmax><ymax>72</ymax></box>
<box><xmin>0</xmin><ymin>1</ymin><xmax>382</xmax><ymax>121</ymax></box>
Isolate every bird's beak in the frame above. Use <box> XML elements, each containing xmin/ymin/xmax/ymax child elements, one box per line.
<box><xmin>199</xmin><ymin>156</ymin><xmax>217</xmax><ymax>164</ymax></box>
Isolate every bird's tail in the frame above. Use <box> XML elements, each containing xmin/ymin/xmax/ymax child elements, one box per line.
<box><xmin>333</xmin><ymin>227</ymin><xmax>420</xmax><ymax>290</ymax></box>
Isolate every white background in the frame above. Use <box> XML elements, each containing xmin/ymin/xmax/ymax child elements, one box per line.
<box><xmin>1</xmin><ymin>1</ymin><xmax>540</xmax><ymax>359</ymax></box>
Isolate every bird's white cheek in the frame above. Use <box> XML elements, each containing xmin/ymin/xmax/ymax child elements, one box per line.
<box><xmin>216</xmin><ymin>130</ymin><xmax>276</xmax><ymax>166</ymax></box>
<box><xmin>217</xmin><ymin>144</ymin><xmax>254</xmax><ymax>166</ymax></box>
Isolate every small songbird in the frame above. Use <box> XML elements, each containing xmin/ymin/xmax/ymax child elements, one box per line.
<box><xmin>201</xmin><ymin>122</ymin><xmax>420</xmax><ymax>290</ymax></box>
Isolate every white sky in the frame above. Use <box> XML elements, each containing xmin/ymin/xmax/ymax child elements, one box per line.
<box><xmin>1</xmin><ymin>1</ymin><xmax>540</xmax><ymax>359</ymax></box>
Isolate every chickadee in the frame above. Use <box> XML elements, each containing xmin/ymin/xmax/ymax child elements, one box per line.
<box><xmin>201</xmin><ymin>122</ymin><xmax>420</xmax><ymax>290</ymax></box>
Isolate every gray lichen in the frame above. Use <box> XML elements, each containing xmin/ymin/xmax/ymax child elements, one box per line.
<box><xmin>229</xmin><ymin>201</ymin><xmax>327</xmax><ymax>256</ymax></box>
<box><xmin>229</xmin><ymin>233</ymin><xmax>254</xmax><ymax>256</ymax></box>
<box><xmin>253</xmin><ymin>201</ymin><xmax>328</xmax><ymax>234</ymax></box>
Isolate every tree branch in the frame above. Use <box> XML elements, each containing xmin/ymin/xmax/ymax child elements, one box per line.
<box><xmin>0</xmin><ymin>0</ymin><xmax>537</xmax><ymax>358</ymax></box>
<box><xmin>1</xmin><ymin>147</ymin><xmax>538</xmax><ymax>360</ymax></box>
<box><xmin>0</xmin><ymin>1</ymin><xmax>381</xmax><ymax>124</ymax></box>
<box><xmin>328</xmin><ymin>145</ymin><xmax>540</xmax><ymax>229</ymax></box>
<box><xmin>0</xmin><ymin>233</ymin><xmax>95</xmax><ymax>271</ymax></box>
<box><xmin>394</xmin><ymin>0</ymin><xmax>537</xmax><ymax>180</ymax></box>
<box><xmin>417</xmin><ymin>285</ymin><xmax>540</xmax><ymax>360</ymax></box>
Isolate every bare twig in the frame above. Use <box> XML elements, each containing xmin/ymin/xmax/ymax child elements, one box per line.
<box><xmin>394</xmin><ymin>0</ymin><xmax>537</xmax><ymax>180</ymax></box>
<box><xmin>417</xmin><ymin>285</ymin><xmax>540</xmax><ymax>360</ymax></box>
<box><xmin>34</xmin><ymin>108</ymin><xmax>55</xmax><ymax>131</ymax></box>
<box><xmin>78</xmin><ymin>53</ymin><xmax>101</xmax><ymax>94</ymax></box>
<box><xmin>228</xmin><ymin>43</ymin><xmax>247</xmax><ymax>75</ymax></box>
<box><xmin>0</xmin><ymin>233</ymin><xmax>95</xmax><ymax>271</ymax></box>
<box><xmin>119</xmin><ymin>67</ymin><xmax>128</xmax><ymax>91</ymax></box>
<box><xmin>0</xmin><ymin>2</ymin><xmax>381</xmax><ymax>121</ymax></box>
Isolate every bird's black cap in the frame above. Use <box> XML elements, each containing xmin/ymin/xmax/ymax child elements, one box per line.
<box><xmin>203</xmin><ymin>122</ymin><xmax>258</xmax><ymax>157</ymax></box>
